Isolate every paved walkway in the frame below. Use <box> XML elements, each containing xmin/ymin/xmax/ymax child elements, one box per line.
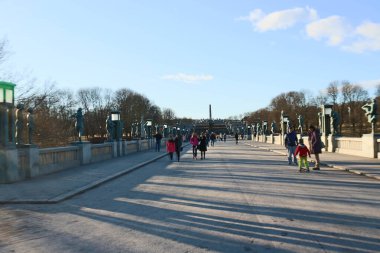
<box><xmin>1</xmin><ymin>140</ymin><xmax>379</xmax><ymax>204</ymax></box>
<box><xmin>0</xmin><ymin>150</ymin><xmax>169</xmax><ymax>204</ymax></box>
<box><xmin>246</xmin><ymin>141</ymin><xmax>380</xmax><ymax>181</ymax></box>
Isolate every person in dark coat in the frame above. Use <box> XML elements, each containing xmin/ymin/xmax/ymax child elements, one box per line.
<box><xmin>235</xmin><ymin>132</ymin><xmax>239</xmax><ymax>144</ymax></box>
<box><xmin>285</xmin><ymin>126</ymin><xmax>298</xmax><ymax>165</ymax></box>
<box><xmin>154</xmin><ymin>131</ymin><xmax>163</xmax><ymax>152</ymax></box>
<box><xmin>308</xmin><ymin>125</ymin><xmax>322</xmax><ymax>170</ymax></box>
<box><xmin>174</xmin><ymin>134</ymin><xmax>183</xmax><ymax>162</ymax></box>
<box><xmin>199</xmin><ymin>132</ymin><xmax>208</xmax><ymax>160</ymax></box>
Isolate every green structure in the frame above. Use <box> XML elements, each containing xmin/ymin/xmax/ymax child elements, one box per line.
<box><xmin>0</xmin><ymin>81</ymin><xmax>18</xmax><ymax>183</ymax></box>
<box><xmin>0</xmin><ymin>81</ymin><xmax>16</xmax><ymax>147</ymax></box>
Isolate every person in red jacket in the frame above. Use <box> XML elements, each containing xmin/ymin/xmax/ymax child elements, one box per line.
<box><xmin>190</xmin><ymin>132</ymin><xmax>199</xmax><ymax>159</ymax></box>
<box><xmin>294</xmin><ymin>138</ymin><xmax>311</xmax><ymax>172</ymax></box>
<box><xmin>166</xmin><ymin>135</ymin><xmax>176</xmax><ymax>161</ymax></box>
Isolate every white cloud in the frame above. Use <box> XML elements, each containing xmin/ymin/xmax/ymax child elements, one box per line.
<box><xmin>357</xmin><ymin>79</ymin><xmax>380</xmax><ymax>89</ymax></box>
<box><xmin>306</xmin><ymin>16</ymin><xmax>351</xmax><ymax>46</ymax></box>
<box><xmin>239</xmin><ymin>7</ymin><xmax>380</xmax><ymax>53</ymax></box>
<box><xmin>240</xmin><ymin>7</ymin><xmax>318</xmax><ymax>32</ymax></box>
<box><xmin>161</xmin><ymin>73</ymin><xmax>214</xmax><ymax>83</ymax></box>
<box><xmin>343</xmin><ymin>21</ymin><xmax>380</xmax><ymax>53</ymax></box>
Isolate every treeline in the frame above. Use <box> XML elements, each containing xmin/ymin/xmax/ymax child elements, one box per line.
<box><xmin>0</xmin><ymin>39</ymin><xmax>185</xmax><ymax>147</ymax></box>
<box><xmin>244</xmin><ymin>81</ymin><xmax>380</xmax><ymax>136</ymax></box>
<box><xmin>15</xmin><ymin>83</ymin><xmax>182</xmax><ymax>147</ymax></box>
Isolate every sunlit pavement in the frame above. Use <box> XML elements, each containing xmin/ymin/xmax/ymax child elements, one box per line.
<box><xmin>1</xmin><ymin>139</ymin><xmax>380</xmax><ymax>253</ymax></box>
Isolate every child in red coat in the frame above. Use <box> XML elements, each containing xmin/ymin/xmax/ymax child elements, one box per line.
<box><xmin>294</xmin><ymin>138</ymin><xmax>311</xmax><ymax>172</ymax></box>
<box><xmin>166</xmin><ymin>136</ymin><xmax>176</xmax><ymax>160</ymax></box>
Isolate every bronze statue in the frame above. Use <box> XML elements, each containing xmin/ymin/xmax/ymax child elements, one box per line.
<box><xmin>74</xmin><ymin>108</ymin><xmax>84</xmax><ymax>142</ymax></box>
<box><xmin>271</xmin><ymin>121</ymin><xmax>276</xmax><ymax>134</ymax></box>
<box><xmin>106</xmin><ymin>115</ymin><xmax>115</xmax><ymax>141</ymax></box>
<box><xmin>15</xmin><ymin>103</ymin><xmax>24</xmax><ymax>145</ymax></box>
<box><xmin>331</xmin><ymin>111</ymin><xmax>339</xmax><ymax>135</ymax></box>
<box><xmin>27</xmin><ymin>107</ymin><xmax>35</xmax><ymax>144</ymax></box>
<box><xmin>362</xmin><ymin>99</ymin><xmax>377</xmax><ymax>124</ymax></box>
<box><xmin>297</xmin><ymin>115</ymin><xmax>304</xmax><ymax>134</ymax></box>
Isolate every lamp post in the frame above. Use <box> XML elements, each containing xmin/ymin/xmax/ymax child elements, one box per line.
<box><xmin>146</xmin><ymin>119</ymin><xmax>152</xmax><ymax>138</ymax></box>
<box><xmin>0</xmin><ymin>81</ymin><xmax>20</xmax><ymax>183</ymax></box>
<box><xmin>111</xmin><ymin>110</ymin><xmax>121</xmax><ymax>141</ymax></box>
<box><xmin>247</xmin><ymin>125</ymin><xmax>252</xmax><ymax>140</ymax></box>
<box><xmin>0</xmin><ymin>81</ymin><xmax>16</xmax><ymax>147</ymax></box>
<box><xmin>281</xmin><ymin>115</ymin><xmax>289</xmax><ymax>146</ymax></box>
<box><xmin>163</xmin><ymin>124</ymin><xmax>168</xmax><ymax>138</ymax></box>
<box><xmin>320</xmin><ymin>104</ymin><xmax>333</xmax><ymax>151</ymax></box>
<box><xmin>321</xmin><ymin>105</ymin><xmax>333</xmax><ymax>136</ymax></box>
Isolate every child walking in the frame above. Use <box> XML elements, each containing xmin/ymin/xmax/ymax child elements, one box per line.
<box><xmin>294</xmin><ymin>138</ymin><xmax>311</xmax><ymax>172</ymax></box>
<box><xmin>166</xmin><ymin>135</ymin><xmax>176</xmax><ymax>161</ymax></box>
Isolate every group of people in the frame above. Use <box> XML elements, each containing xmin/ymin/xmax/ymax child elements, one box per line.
<box><xmin>158</xmin><ymin>130</ymin><xmax>223</xmax><ymax>162</ymax></box>
<box><xmin>189</xmin><ymin>132</ymin><xmax>208</xmax><ymax>160</ymax></box>
<box><xmin>285</xmin><ymin>125</ymin><xmax>322</xmax><ymax>172</ymax></box>
<box><xmin>165</xmin><ymin>134</ymin><xmax>183</xmax><ymax>162</ymax></box>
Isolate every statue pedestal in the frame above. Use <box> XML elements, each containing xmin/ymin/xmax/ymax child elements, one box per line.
<box><xmin>327</xmin><ymin>135</ymin><xmax>335</xmax><ymax>153</ymax></box>
<box><xmin>0</xmin><ymin>148</ymin><xmax>20</xmax><ymax>183</ymax></box>
<box><xmin>322</xmin><ymin>134</ymin><xmax>328</xmax><ymax>152</ymax></box>
<box><xmin>71</xmin><ymin>141</ymin><xmax>91</xmax><ymax>165</ymax></box>
<box><xmin>19</xmin><ymin>144</ymin><xmax>39</xmax><ymax>179</ymax></box>
<box><xmin>362</xmin><ymin>134</ymin><xmax>377</xmax><ymax>158</ymax></box>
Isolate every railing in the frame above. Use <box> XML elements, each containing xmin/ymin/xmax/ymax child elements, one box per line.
<box><xmin>251</xmin><ymin>134</ymin><xmax>379</xmax><ymax>159</ymax></box>
<box><xmin>39</xmin><ymin>146</ymin><xmax>80</xmax><ymax>174</ymax></box>
<box><xmin>91</xmin><ymin>143</ymin><xmax>113</xmax><ymax>162</ymax></box>
<box><xmin>5</xmin><ymin>138</ymin><xmax>160</xmax><ymax>183</ymax></box>
<box><xmin>126</xmin><ymin>141</ymin><xmax>138</xmax><ymax>154</ymax></box>
<box><xmin>335</xmin><ymin>137</ymin><xmax>362</xmax><ymax>151</ymax></box>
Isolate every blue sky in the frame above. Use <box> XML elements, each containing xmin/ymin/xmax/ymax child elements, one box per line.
<box><xmin>1</xmin><ymin>0</ymin><xmax>380</xmax><ymax>119</ymax></box>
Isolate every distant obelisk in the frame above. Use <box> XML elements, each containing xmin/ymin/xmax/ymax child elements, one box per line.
<box><xmin>209</xmin><ymin>104</ymin><xmax>213</xmax><ymax>130</ymax></box>
<box><xmin>209</xmin><ymin>104</ymin><xmax>212</xmax><ymax>121</ymax></box>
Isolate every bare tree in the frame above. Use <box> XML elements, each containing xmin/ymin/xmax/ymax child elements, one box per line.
<box><xmin>375</xmin><ymin>83</ymin><xmax>380</xmax><ymax>98</ymax></box>
<box><xmin>162</xmin><ymin>108</ymin><xmax>176</xmax><ymax>124</ymax></box>
<box><xmin>77</xmin><ymin>87</ymin><xmax>115</xmax><ymax>141</ymax></box>
<box><xmin>341</xmin><ymin>81</ymin><xmax>369</xmax><ymax>135</ymax></box>
<box><xmin>327</xmin><ymin>81</ymin><xmax>339</xmax><ymax>109</ymax></box>
<box><xmin>0</xmin><ymin>38</ymin><xmax>9</xmax><ymax>69</ymax></box>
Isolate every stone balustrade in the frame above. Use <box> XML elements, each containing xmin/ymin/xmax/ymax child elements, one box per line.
<box><xmin>250</xmin><ymin>134</ymin><xmax>380</xmax><ymax>159</ymax></box>
<box><xmin>0</xmin><ymin>138</ymin><xmax>165</xmax><ymax>183</ymax></box>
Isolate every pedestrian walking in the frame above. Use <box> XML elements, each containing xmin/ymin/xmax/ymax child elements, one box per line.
<box><xmin>210</xmin><ymin>132</ymin><xmax>216</xmax><ymax>146</ymax></box>
<box><xmin>308</xmin><ymin>125</ymin><xmax>322</xmax><ymax>170</ymax></box>
<box><xmin>285</xmin><ymin>126</ymin><xmax>298</xmax><ymax>165</ymax></box>
<box><xmin>166</xmin><ymin>135</ymin><xmax>176</xmax><ymax>161</ymax></box>
<box><xmin>190</xmin><ymin>132</ymin><xmax>199</xmax><ymax>159</ymax></box>
<box><xmin>199</xmin><ymin>132</ymin><xmax>208</xmax><ymax>160</ymax></box>
<box><xmin>175</xmin><ymin>133</ymin><xmax>183</xmax><ymax>162</ymax></box>
<box><xmin>235</xmin><ymin>132</ymin><xmax>239</xmax><ymax>144</ymax></box>
<box><xmin>223</xmin><ymin>133</ymin><xmax>227</xmax><ymax>142</ymax></box>
<box><xmin>294</xmin><ymin>138</ymin><xmax>311</xmax><ymax>172</ymax></box>
<box><xmin>206</xmin><ymin>130</ymin><xmax>210</xmax><ymax>147</ymax></box>
<box><xmin>153</xmin><ymin>131</ymin><xmax>163</xmax><ymax>152</ymax></box>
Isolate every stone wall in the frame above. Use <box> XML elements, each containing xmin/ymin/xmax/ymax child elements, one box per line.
<box><xmin>252</xmin><ymin>134</ymin><xmax>380</xmax><ymax>159</ymax></box>
<box><xmin>1</xmin><ymin>138</ymin><xmax>166</xmax><ymax>183</ymax></box>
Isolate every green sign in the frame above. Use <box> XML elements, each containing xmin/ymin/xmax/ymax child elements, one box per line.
<box><xmin>0</xmin><ymin>81</ymin><xmax>16</xmax><ymax>104</ymax></box>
